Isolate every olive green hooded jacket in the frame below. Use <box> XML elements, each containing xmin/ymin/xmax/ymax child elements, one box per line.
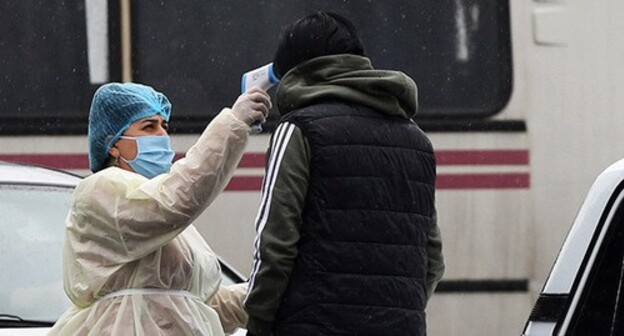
<box><xmin>244</xmin><ymin>55</ymin><xmax>445</xmax><ymax>336</ymax></box>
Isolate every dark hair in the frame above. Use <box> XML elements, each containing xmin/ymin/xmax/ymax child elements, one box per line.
<box><xmin>273</xmin><ymin>11</ymin><xmax>366</xmax><ymax>78</ymax></box>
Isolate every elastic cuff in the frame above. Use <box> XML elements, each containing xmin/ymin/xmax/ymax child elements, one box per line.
<box><xmin>246</xmin><ymin>317</ymin><xmax>273</xmax><ymax>336</ymax></box>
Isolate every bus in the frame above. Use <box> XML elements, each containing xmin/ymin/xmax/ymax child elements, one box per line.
<box><xmin>2</xmin><ymin>1</ymin><xmax>622</xmax><ymax>334</ymax></box>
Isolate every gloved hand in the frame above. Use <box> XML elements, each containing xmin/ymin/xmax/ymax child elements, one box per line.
<box><xmin>231</xmin><ymin>87</ymin><xmax>272</xmax><ymax>126</ymax></box>
<box><xmin>208</xmin><ymin>283</ymin><xmax>249</xmax><ymax>334</ymax></box>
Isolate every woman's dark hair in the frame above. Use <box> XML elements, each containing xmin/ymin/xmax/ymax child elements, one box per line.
<box><xmin>273</xmin><ymin>11</ymin><xmax>366</xmax><ymax>78</ymax></box>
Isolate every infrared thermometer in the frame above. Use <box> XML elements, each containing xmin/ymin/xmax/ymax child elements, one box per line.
<box><xmin>241</xmin><ymin>63</ymin><xmax>280</xmax><ymax>133</ymax></box>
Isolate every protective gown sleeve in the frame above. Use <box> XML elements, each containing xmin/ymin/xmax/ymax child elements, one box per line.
<box><xmin>75</xmin><ymin>110</ymin><xmax>249</xmax><ymax>261</ymax></box>
<box><xmin>244</xmin><ymin>123</ymin><xmax>310</xmax><ymax>336</ymax></box>
<box><xmin>66</xmin><ymin>109</ymin><xmax>251</xmax><ymax>303</ymax></box>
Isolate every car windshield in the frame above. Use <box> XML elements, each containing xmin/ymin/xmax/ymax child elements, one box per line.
<box><xmin>0</xmin><ymin>184</ymin><xmax>73</xmax><ymax>322</ymax></box>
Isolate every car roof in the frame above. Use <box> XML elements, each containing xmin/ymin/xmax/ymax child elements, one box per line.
<box><xmin>0</xmin><ymin>161</ymin><xmax>82</xmax><ymax>187</ymax></box>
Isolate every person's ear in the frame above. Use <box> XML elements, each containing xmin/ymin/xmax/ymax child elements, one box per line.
<box><xmin>108</xmin><ymin>145</ymin><xmax>120</xmax><ymax>159</ymax></box>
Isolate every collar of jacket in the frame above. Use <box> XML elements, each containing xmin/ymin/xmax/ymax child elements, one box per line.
<box><xmin>275</xmin><ymin>54</ymin><xmax>418</xmax><ymax>119</ymax></box>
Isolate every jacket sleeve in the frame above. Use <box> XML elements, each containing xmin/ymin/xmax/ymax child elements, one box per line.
<box><xmin>244</xmin><ymin>122</ymin><xmax>310</xmax><ymax>336</ymax></box>
<box><xmin>426</xmin><ymin>208</ymin><xmax>445</xmax><ymax>300</ymax></box>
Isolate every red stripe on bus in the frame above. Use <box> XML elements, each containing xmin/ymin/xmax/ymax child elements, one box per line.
<box><xmin>0</xmin><ymin>154</ymin><xmax>88</xmax><ymax>169</ymax></box>
<box><xmin>0</xmin><ymin>154</ymin><xmax>528</xmax><ymax>190</ymax></box>
<box><xmin>231</xmin><ymin>150</ymin><xmax>530</xmax><ymax>167</ymax></box>
<box><xmin>435</xmin><ymin>150</ymin><xmax>529</xmax><ymax>165</ymax></box>
<box><xmin>238</xmin><ymin>153</ymin><xmax>265</xmax><ymax>168</ymax></box>
<box><xmin>225</xmin><ymin>176</ymin><xmax>264</xmax><ymax>191</ymax></box>
<box><xmin>230</xmin><ymin>150</ymin><xmax>530</xmax><ymax>167</ymax></box>
<box><xmin>0</xmin><ymin>152</ymin><xmax>266</xmax><ymax>170</ymax></box>
<box><xmin>223</xmin><ymin>173</ymin><xmax>530</xmax><ymax>191</ymax></box>
<box><xmin>0</xmin><ymin>150</ymin><xmax>529</xmax><ymax>170</ymax></box>
<box><xmin>436</xmin><ymin>173</ymin><xmax>530</xmax><ymax>189</ymax></box>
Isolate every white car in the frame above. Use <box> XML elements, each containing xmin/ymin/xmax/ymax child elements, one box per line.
<box><xmin>523</xmin><ymin>158</ymin><xmax>624</xmax><ymax>335</ymax></box>
<box><xmin>0</xmin><ymin>162</ymin><xmax>246</xmax><ymax>335</ymax></box>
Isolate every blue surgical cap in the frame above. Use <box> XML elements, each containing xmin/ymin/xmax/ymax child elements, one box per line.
<box><xmin>88</xmin><ymin>82</ymin><xmax>172</xmax><ymax>173</ymax></box>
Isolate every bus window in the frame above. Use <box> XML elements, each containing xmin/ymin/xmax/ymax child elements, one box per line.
<box><xmin>132</xmin><ymin>0</ymin><xmax>512</xmax><ymax>133</ymax></box>
<box><xmin>0</xmin><ymin>1</ymin><xmax>115</xmax><ymax>134</ymax></box>
<box><xmin>1</xmin><ymin>1</ymin><xmax>511</xmax><ymax>135</ymax></box>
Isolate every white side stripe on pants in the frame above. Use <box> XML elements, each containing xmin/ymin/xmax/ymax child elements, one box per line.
<box><xmin>245</xmin><ymin>122</ymin><xmax>296</xmax><ymax>300</ymax></box>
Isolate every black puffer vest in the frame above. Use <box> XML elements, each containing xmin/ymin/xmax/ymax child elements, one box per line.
<box><xmin>273</xmin><ymin>102</ymin><xmax>436</xmax><ymax>336</ymax></box>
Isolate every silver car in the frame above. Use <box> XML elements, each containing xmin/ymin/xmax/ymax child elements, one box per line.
<box><xmin>0</xmin><ymin>162</ymin><xmax>246</xmax><ymax>335</ymax></box>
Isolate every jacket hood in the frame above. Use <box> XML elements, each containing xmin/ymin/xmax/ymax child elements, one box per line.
<box><xmin>276</xmin><ymin>54</ymin><xmax>418</xmax><ymax>119</ymax></box>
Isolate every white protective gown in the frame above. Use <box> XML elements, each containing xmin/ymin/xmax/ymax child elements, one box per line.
<box><xmin>49</xmin><ymin>110</ymin><xmax>250</xmax><ymax>336</ymax></box>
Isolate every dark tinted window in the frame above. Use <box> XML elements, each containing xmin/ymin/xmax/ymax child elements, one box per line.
<box><xmin>0</xmin><ymin>1</ymin><xmax>101</xmax><ymax>131</ymax></box>
<box><xmin>0</xmin><ymin>1</ymin><xmax>511</xmax><ymax>134</ymax></box>
<box><xmin>133</xmin><ymin>0</ymin><xmax>512</xmax><ymax>130</ymax></box>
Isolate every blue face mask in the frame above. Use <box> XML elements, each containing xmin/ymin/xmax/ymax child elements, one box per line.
<box><xmin>119</xmin><ymin>135</ymin><xmax>175</xmax><ymax>179</ymax></box>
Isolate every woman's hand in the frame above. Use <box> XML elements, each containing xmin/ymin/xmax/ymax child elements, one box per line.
<box><xmin>209</xmin><ymin>283</ymin><xmax>249</xmax><ymax>334</ymax></box>
<box><xmin>231</xmin><ymin>87</ymin><xmax>272</xmax><ymax>126</ymax></box>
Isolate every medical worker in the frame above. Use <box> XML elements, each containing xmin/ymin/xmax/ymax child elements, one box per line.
<box><xmin>49</xmin><ymin>82</ymin><xmax>270</xmax><ymax>335</ymax></box>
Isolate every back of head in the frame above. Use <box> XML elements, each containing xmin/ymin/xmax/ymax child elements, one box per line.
<box><xmin>88</xmin><ymin>82</ymin><xmax>171</xmax><ymax>173</ymax></box>
<box><xmin>273</xmin><ymin>11</ymin><xmax>366</xmax><ymax>78</ymax></box>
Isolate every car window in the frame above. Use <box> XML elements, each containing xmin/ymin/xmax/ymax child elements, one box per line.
<box><xmin>219</xmin><ymin>261</ymin><xmax>245</xmax><ymax>286</ymax></box>
<box><xmin>0</xmin><ymin>184</ymin><xmax>73</xmax><ymax>322</ymax></box>
<box><xmin>0</xmin><ymin>181</ymin><xmax>242</xmax><ymax>325</ymax></box>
